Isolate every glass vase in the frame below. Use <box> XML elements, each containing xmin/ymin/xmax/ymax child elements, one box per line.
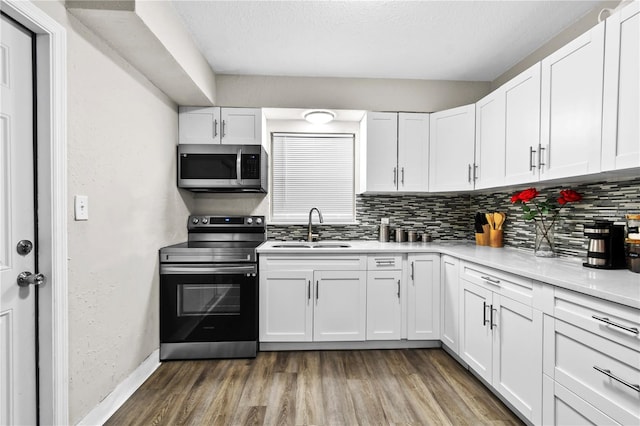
<box><xmin>534</xmin><ymin>220</ymin><xmax>557</xmax><ymax>257</ymax></box>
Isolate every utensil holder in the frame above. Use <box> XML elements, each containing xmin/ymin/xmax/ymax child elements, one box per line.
<box><xmin>476</xmin><ymin>224</ymin><xmax>490</xmax><ymax>246</ymax></box>
<box><xmin>489</xmin><ymin>229</ymin><xmax>503</xmax><ymax>248</ymax></box>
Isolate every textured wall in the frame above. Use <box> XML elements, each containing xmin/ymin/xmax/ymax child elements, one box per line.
<box><xmin>34</xmin><ymin>1</ymin><xmax>192</xmax><ymax>423</ymax></box>
<box><xmin>269</xmin><ymin>176</ymin><xmax>640</xmax><ymax>260</ymax></box>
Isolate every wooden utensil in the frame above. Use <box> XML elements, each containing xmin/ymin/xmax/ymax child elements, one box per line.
<box><xmin>486</xmin><ymin>213</ymin><xmax>495</xmax><ymax>230</ymax></box>
<box><xmin>494</xmin><ymin>212</ymin><xmax>505</xmax><ymax>230</ymax></box>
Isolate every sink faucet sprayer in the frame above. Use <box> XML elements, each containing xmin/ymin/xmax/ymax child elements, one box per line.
<box><xmin>307</xmin><ymin>207</ymin><xmax>323</xmax><ymax>242</ymax></box>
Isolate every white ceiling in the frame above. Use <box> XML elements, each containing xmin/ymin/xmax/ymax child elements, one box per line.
<box><xmin>170</xmin><ymin>0</ymin><xmax>606</xmax><ymax>82</ymax></box>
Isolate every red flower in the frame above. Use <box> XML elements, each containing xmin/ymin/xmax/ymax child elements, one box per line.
<box><xmin>557</xmin><ymin>197</ymin><xmax>567</xmax><ymax>205</ymax></box>
<box><xmin>511</xmin><ymin>187</ymin><xmax>539</xmax><ymax>203</ymax></box>
<box><xmin>559</xmin><ymin>189</ymin><xmax>582</xmax><ymax>203</ymax></box>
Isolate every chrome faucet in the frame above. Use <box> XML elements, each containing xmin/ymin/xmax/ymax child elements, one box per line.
<box><xmin>307</xmin><ymin>207</ymin><xmax>324</xmax><ymax>242</ymax></box>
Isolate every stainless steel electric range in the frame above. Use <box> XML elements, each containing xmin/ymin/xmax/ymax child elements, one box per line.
<box><xmin>159</xmin><ymin>215</ymin><xmax>265</xmax><ymax>360</ymax></box>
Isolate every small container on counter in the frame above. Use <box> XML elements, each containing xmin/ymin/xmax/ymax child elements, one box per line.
<box><xmin>395</xmin><ymin>228</ymin><xmax>406</xmax><ymax>242</ymax></box>
<box><xmin>379</xmin><ymin>224</ymin><xmax>390</xmax><ymax>242</ymax></box>
<box><xmin>626</xmin><ymin>238</ymin><xmax>640</xmax><ymax>273</ymax></box>
<box><xmin>626</xmin><ymin>214</ymin><xmax>640</xmax><ymax>240</ymax></box>
<box><xmin>421</xmin><ymin>232</ymin><xmax>432</xmax><ymax>243</ymax></box>
<box><xmin>407</xmin><ymin>231</ymin><xmax>418</xmax><ymax>242</ymax></box>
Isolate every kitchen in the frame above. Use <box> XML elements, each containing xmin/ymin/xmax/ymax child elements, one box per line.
<box><xmin>0</xmin><ymin>0</ymin><xmax>638</xmax><ymax>425</ymax></box>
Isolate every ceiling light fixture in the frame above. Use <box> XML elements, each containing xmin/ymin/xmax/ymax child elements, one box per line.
<box><xmin>304</xmin><ymin>110</ymin><xmax>335</xmax><ymax>124</ymax></box>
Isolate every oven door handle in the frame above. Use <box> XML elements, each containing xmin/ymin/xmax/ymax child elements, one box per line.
<box><xmin>160</xmin><ymin>264</ymin><xmax>257</xmax><ymax>275</ymax></box>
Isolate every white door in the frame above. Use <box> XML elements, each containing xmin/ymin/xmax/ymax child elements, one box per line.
<box><xmin>540</xmin><ymin>22</ymin><xmax>605</xmax><ymax>180</ymax></box>
<box><xmin>440</xmin><ymin>255</ymin><xmax>459</xmax><ymax>353</ymax></box>
<box><xmin>313</xmin><ymin>270</ymin><xmax>366</xmax><ymax>342</ymax></box>
<box><xmin>220</xmin><ymin>107</ymin><xmax>262</xmax><ymax>145</ymax></box>
<box><xmin>429</xmin><ymin>104</ymin><xmax>475</xmax><ymax>192</ymax></box>
<box><xmin>362</xmin><ymin>112</ymin><xmax>398</xmax><ymax>192</ymax></box>
<box><xmin>398</xmin><ymin>112</ymin><xmax>429</xmax><ymax>192</ymax></box>
<box><xmin>1</xmin><ymin>16</ymin><xmax>38</xmax><ymax>426</ymax></box>
<box><xmin>460</xmin><ymin>280</ymin><xmax>493</xmax><ymax>383</ymax></box>
<box><xmin>178</xmin><ymin>106</ymin><xmax>221</xmax><ymax>144</ymax></box>
<box><xmin>366</xmin><ymin>270</ymin><xmax>402</xmax><ymax>340</ymax></box>
<box><xmin>475</xmin><ymin>89</ymin><xmax>506</xmax><ymax>189</ymax></box>
<box><xmin>407</xmin><ymin>254</ymin><xmax>440</xmax><ymax>340</ymax></box>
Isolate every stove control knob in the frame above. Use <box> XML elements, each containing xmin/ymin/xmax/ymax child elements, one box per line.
<box><xmin>247</xmin><ymin>218</ymin><xmax>253</xmax><ymax>224</ymax></box>
<box><xmin>256</xmin><ymin>218</ymin><xmax>263</xmax><ymax>225</ymax></box>
<box><xmin>201</xmin><ymin>217</ymin><xmax>208</xmax><ymax>224</ymax></box>
<box><xmin>192</xmin><ymin>217</ymin><xmax>199</xmax><ymax>224</ymax></box>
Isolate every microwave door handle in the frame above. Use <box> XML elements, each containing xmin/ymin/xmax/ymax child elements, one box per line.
<box><xmin>237</xmin><ymin>148</ymin><xmax>242</xmax><ymax>183</ymax></box>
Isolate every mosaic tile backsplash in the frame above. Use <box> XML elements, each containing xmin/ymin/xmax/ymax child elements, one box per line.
<box><xmin>267</xmin><ymin>176</ymin><xmax>640</xmax><ymax>260</ymax></box>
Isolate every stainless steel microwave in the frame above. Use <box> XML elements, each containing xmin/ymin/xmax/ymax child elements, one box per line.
<box><xmin>177</xmin><ymin>144</ymin><xmax>268</xmax><ymax>193</ymax></box>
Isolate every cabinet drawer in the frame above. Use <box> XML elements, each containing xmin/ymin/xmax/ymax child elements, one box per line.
<box><xmin>261</xmin><ymin>255</ymin><xmax>366</xmax><ymax>271</ymax></box>
<box><xmin>459</xmin><ymin>261</ymin><xmax>535</xmax><ymax>306</ymax></box>
<box><xmin>553</xmin><ymin>287</ymin><xmax>640</xmax><ymax>352</ymax></box>
<box><xmin>367</xmin><ymin>255</ymin><xmax>403</xmax><ymax>270</ymax></box>
<box><xmin>546</xmin><ymin>318</ymin><xmax>640</xmax><ymax>425</ymax></box>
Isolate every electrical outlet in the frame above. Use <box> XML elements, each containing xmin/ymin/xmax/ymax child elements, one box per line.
<box><xmin>74</xmin><ymin>195</ymin><xmax>89</xmax><ymax>221</ymax></box>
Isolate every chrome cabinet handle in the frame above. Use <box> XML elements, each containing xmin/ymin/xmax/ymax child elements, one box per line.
<box><xmin>410</xmin><ymin>261</ymin><xmax>414</xmax><ymax>282</ymax></box>
<box><xmin>213</xmin><ymin>119</ymin><xmax>218</xmax><ymax>138</ymax></box>
<box><xmin>397</xmin><ymin>280</ymin><xmax>401</xmax><ymax>300</ymax></box>
<box><xmin>592</xmin><ymin>315</ymin><xmax>639</xmax><ymax>334</ymax></box>
<box><xmin>473</xmin><ymin>163</ymin><xmax>478</xmax><ymax>182</ymax></box>
<box><xmin>538</xmin><ymin>144</ymin><xmax>546</xmax><ymax>168</ymax></box>
<box><xmin>468</xmin><ymin>164</ymin><xmax>472</xmax><ymax>183</ymax></box>
<box><xmin>480</xmin><ymin>275</ymin><xmax>500</xmax><ymax>285</ymax></box>
<box><xmin>490</xmin><ymin>305</ymin><xmax>497</xmax><ymax>329</ymax></box>
<box><xmin>593</xmin><ymin>366</ymin><xmax>640</xmax><ymax>392</ymax></box>
<box><xmin>529</xmin><ymin>146</ymin><xmax>537</xmax><ymax>171</ymax></box>
<box><xmin>401</xmin><ymin>167</ymin><xmax>405</xmax><ymax>186</ymax></box>
<box><xmin>393</xmin><ymin>167</ymin><xmax>397</xmax><ymax>187</ymax></box>
<box><xmin>221</xmin><ymin>120</ymin><xmax>226</xmax><ymax>138</ymax></box>
<box><xmin>376</xmin><ymin>260</ymin><xmax>395</xmax><ymax>266</ymax></box>
<box><xmin>316</xmin><ymin>280</ymin><xmax>319</xmax><ymax>302</ymax></box>
<box><xmin>307</xmin><ymin>280</ymin><xmax>311</xmax><ymax>302</ymax></box>
<box><xmin>483</xmin><ymin>301</ymin><xmax>489</xmax><ymax>326</ymax></box>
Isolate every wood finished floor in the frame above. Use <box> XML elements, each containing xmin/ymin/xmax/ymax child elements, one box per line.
<box><xmin>106</xmin><ymin>349</ymin><xmax>524</xmax><ymax>426</ymax></box>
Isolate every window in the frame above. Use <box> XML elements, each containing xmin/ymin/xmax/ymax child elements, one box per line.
<box><xmin>271</xmin><ymin>133</ymin><xmax>355</xmax><ymax>223</ymax></box>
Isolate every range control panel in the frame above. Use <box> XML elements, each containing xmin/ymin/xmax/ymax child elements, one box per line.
<box><xmin>188</xmin><ymin>215</ymin><xmax>265</xmax><ymax>230</ymax></box>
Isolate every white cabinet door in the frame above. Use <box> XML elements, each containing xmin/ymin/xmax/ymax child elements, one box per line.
<box><xmin>440</xmin><ymin>255</ymin><xmax>459</xmax><ymax>354</ymax></box>
<box><xmin>429</xmin><ymin>104</ymin><xmax>476</xmax><ymax>192</ymax></box>
<box><xmin>460</xmin><ymin>279</ymin><xmax>493</xmax><ymax>383</ymax></box>
<box><xmin>366</xmin><ymin>270</ymin><xmax>402</xmax><ymax>340</ymax></box>
<box><xmin>220</xmin><ymin>107</ymin><xmax>262</xmax><ymax>145</ymax></box>
<box><xmin>503</xmin><ymin>63</ymin><xmax>542</xmax><ymax>186</ymax></box>
<box><xmin>362</xmin><ymin>112</ymin><xmax>398</xmax><ymax>192</ymax></box>
<box><xmin>475</xmin><ymin>90</ymin><xmax>506</xmax><ymax>189</ymax></box>
<box><xmin>407</xmin><ymin>254</ymin><xmax>440</xmax><ymax>340</ymax></box>
<box><xmin>602</xmin><ymin>2</ymin><xmax>640</xmax><ymax>171</ymax></box>
<box><xmin>313</xmin><ymin>270</ymin><xmax>367</xmax><ymax>342</ymax></box>
<box><xmin>540</xmin><ymin>22</ymin><xmax>605</xmax><ymax>180</ymax></box>
<box><xmin>259</xmin><ymin>270</ymin><xmax>313</xmax><ymax>342</ymax></box>
<box><xmin>398</xmin><ymin>112</ymin><xmax>429</xmax><ymax>192</ymax></box>
<box><xmin>492</xmin><ymin>294</ymin><xmax>543</xmax><ymax>424</ymax></box>
<box><xmin>178</xmin><ymin>106</ymin><xmax>221</xmax><ymax>144</ymax></box>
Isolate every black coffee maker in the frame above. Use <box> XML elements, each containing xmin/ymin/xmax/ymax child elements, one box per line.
<box><xmin>583</xmin><ymin>220</ymin><xmax>626</xmax><ymax>269</ymax></box>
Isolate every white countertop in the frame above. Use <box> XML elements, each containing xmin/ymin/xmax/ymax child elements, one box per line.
<box><xmin>258</xmin><ymin>240</ymin><xmax>640</xmax><ymax>309</ymax></box>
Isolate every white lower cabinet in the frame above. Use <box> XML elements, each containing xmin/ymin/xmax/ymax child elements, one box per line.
<box><xmin>407</xmin><ymin>254</ymin><xmax>440</xmax><ymax>340</ymax></box>
<box><xmin>460</xmin><ymin>262</ymin><xmax>542</xmax><ymax>424</ymax></box>
<box><xmin>440</xmin><ymin>255</ymin><xmax>459</xmax><ymax>354</ymax></box>
<box><xmin>366</xmin><ymin>269</ymin><xmax>402</xmax><ymax>340</ymax></box>
<box><xmin>259</xmin><ymin>256</ymin><xmax>367</xmax><ymax>343</ymax></box>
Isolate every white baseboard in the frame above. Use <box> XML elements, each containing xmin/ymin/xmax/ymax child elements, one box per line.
<box><xmin>77</xmin><ymin>349</ymin><xmax>160</xmax><ymax>426</ymax></box>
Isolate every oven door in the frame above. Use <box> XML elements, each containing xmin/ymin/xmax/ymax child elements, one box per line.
<box><xmin>160</xmin><ymin>264</ymin><xmax>257</xmax><ymax>344</ymax></box>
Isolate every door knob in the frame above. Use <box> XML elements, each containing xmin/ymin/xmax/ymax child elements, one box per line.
<box><xmin>16</xmin><ymin>240</ymin><xmax>33</xmax><ymax>255</ymax></box>
<box><xmin>17</xmin><ymin>271</ymin><xmax>46</xmax><ymax>287</ymax></box>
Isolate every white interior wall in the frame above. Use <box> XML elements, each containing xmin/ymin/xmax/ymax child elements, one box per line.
<box><xmin>33</xmin><ymin>1</ymin><xmax>192</xmax><ymax>423</ymax></box>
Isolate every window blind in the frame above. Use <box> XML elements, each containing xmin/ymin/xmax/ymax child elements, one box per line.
<box><xmin>271</xmin><ymin>133</ymin><xmax>355</xmax><ymax>223</ymax></box>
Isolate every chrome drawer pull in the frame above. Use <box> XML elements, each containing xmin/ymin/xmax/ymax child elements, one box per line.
<box><xmin>480</xmin><ymin>275</ymin><xmax>500</xmax><ymax>285</ymax></box>
<box><xmin>376</xmin><ymin>260</ymin><xmax>395</xmax><ymax>266</ymax></box>
<box><xmin>593</xmin><ymin>366</ymin><xmax>640</xmax><ymax>392</ymax></box>
<box><xmin>592</xmin><ymin>315</ymin><xmax>639</xmax><ymax>334</ymax></box>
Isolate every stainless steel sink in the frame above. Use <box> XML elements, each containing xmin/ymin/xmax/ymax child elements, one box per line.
<box><xmin>271</xmin><ymin>242</ymin><xmax>351</xmax><ymax>249</ymax></box>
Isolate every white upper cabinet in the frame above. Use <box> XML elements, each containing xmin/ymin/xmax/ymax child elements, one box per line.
<box><xmin>475</xmin><ymin>89</ymin><xmax>506</xmax><ymax>189</ymax></box>
<box><xmin>178</xmin><ymin>106</ymin><xmax>262</xmax><ymax>145</ymax></box>
<box><xmin>398</xmin><ymin>113</ymin><xmax>430</xmax><ymax>191</ymax></box>
<box><xmin>540</xmin><ymin>21</ymin><xmax>605</xmax><ymax>180</ymax></box>
<box><xmin>360</xmin><ymin>112</ymin><xmax>398</xmax><ymax>192</ymax></box>
<box><xmin>360</xmin><ymin>112</ymin><xmax>429</xmax><ymax>193</ymax></box>
<box><xmin>429</xmin><ymin>104</ymin><xmax>475</xmax><ymax>192</ymax></box>
<box><xmin>602</xmin><ymin>2</ymin><xmax>640</xmax><ymax>171</ymax></box>
<box><xmin>503</xmin><ymin>63</ymin><xmax>542</xmax><ymax>186</ymax></box>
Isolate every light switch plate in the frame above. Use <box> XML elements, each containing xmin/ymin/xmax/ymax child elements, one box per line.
<box><xmin>74</xmin><ymin>195</ymin><xmax>89</xmax><ymax>221</ymax></box>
